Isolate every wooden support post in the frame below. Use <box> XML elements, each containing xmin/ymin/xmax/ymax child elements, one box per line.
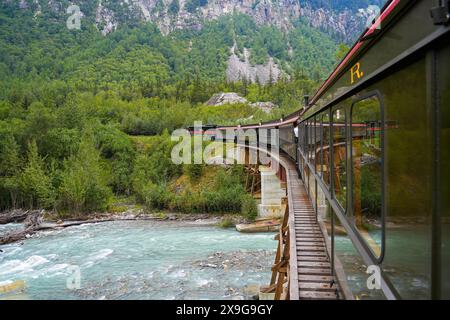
<box><xmin>269</xmin><ymin>203</ymin><xmax>291</xmax><ymax>300</ymax></box>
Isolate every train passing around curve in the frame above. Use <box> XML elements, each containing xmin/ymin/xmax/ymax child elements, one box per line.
<box><xmin>213</xmin><ymin>0</ymin><xmax>450</xmax><ymax>300</ymax></box>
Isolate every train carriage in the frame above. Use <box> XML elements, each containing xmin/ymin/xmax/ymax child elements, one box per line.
<box><xmin>296</xmin><ymin>0</ymin><xmax>450</xmax><ymax>300</ymax></box>
<box><xmin>216</xmin><ymin>0</ymin><xmax>449</xmax><ymax>300</ymax></box>
<box><xmin>212</xmin><ymin>0</ymin><xmax>450</xmax><ymax>299</ymax></box>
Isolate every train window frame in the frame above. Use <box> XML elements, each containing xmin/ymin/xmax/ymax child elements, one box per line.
<box><xmin>303</xmin><ymin>122</ymin><xmax>307</xmax><ymax>157</ymax></box>
<box><xmin>307</xmin><ymin>118</ymin><xmax>314</xmax><ymax>163</ymax></box>
<box><xmin>322</xmin><ymin>109</ymin><xmax>331</xmax><ymax>190</ymax></box>
<box><xmin>306</xmin><ymin>121</ymin><xmax>309</xmax><ymax>161</ymax></box>
<box><xmin>310</xmin><ymin>118</ymin><xmax>314</xmax><ymax>166</ymax></box>
<box><xmin>312</xmin><ymin>117</ymin><xmax>315</xmax><ymax>172</ymax></box>
<box><xmin>313</xmin><ymin>116</ymin><xmax>317</xmax><ymax>173</ymax></box>
<box><xmin>302</xmin><ymin>123</ymin><xmax>306</xmax><ymax>155</ymax></box>
<box><xmin>350</xmin><ymin>91</ymin><xmax>386</xmax><ymax>264</ymax></box>
<box><xmin>318</xmin><ymin>115</ymin><xmax>324</xmax><ymax>178</ymax></box>
<box><xmin>331</xmin><ymin>105</ymin><xmax>348</xmax><ymax>214</ymax></box>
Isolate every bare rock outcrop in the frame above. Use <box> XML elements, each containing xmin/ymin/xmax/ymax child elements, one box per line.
<box><xmin>14</xmin><ymin>0</ymin><xmax>380</xmax><ymax>42</ymax></box>
<box><xmin>206</xmin><ymin>92</ymin><xmax>248</xmax><ymax>106</ymax></box>
<box><xmin>226</xmin><ymin>47</ymin><xmax>281</xmax><ymax>84</ymax></box>
<box><xmin>206</xmin><ymin>92</ymin><xmax>278</xmax><ymax>114</ymax></box>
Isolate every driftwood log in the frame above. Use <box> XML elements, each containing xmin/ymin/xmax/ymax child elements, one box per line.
<box><xmin>0</xmin><ymin>211</ymin><xmax>158</xmax><ymax>245</ymax></box>
<box><xmin>0</xmin><ymin>229</ymin><xmax>35</xmax><ymax>245</ymax></box>
<box><xmin>0</xmin><ymin>213</ymin><xmax>118</xmax><ymax>245</ymax></box>
<box><xmin>0</xmin><ymin>210</ymin><xmax>44</xmax><ymax>245</ymax></box>
<box><xmin>0</xmin><ymin>210</ymin><xmax>30</xmax><ymax>225</ymax></box>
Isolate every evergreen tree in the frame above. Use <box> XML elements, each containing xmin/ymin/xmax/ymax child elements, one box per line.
<box><xmin>168</xmin><ymin>0</ymin><xmax>180</xmax><ymax>15</ymax></box>
<box><xmin>336</xmin><ymin>43</ymin><xmax>350</xmax><ymax>61</ymax></box>
<box><xmin>0</xmin><ymin>135</ymin><xmax>22</xmax><ymax>209</ymax></box>
<box><xmin>19</xmin><ymin>140</ymin><xmax>55</xmax><ymax>209</ymax></box>
<box><xmin>58</xmin><ymin>131</ymin><xmax>112</xmax><ymax>213</ymax></box>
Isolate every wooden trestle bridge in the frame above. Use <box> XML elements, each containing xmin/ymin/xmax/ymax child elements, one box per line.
<box><xmin>240</xmin><ymin>146</ymin><xmax>339</xmax><ymax>300</ymax></box>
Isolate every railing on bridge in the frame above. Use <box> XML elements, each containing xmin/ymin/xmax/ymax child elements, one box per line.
<box><xmin>270</xmin><ymin>202</ymin><xmax>291</xmax><ymax>300</ymax></box>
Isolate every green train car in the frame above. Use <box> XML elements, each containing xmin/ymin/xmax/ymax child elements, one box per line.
<box><xmin>221</xmin><ymin>0</ymin><xmax>449</xmax><ymax>299</ymax></box>
<box><xmin>296</xmin><ymin>0</ymin><xmax>449</xmax><ymax>300</ymax></box>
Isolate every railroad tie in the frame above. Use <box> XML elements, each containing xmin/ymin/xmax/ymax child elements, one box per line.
<box><xmin>286</xmin><ymin>165</ymin><xmax>339</xmax><ymax>300</ymax></box>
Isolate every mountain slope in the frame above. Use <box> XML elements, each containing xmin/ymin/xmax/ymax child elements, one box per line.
<box><xmin>9</xmin><ymin>0</ymin><xmax>387</xmax><ymax>41</ymax></box>
<box><xmin>1</xmin><ymin>0</ymin><xmax>388</xmax><ymax>87</ymax></box>
<box><xmin>0</xmin><ymin>2</ymin><xmax>340</xmax><ymax>87</ymax></box>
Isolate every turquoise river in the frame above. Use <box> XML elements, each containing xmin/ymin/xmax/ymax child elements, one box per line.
<box><xmin>0</xmin><ymin>221</ymin><xmax>277</xmax><ymax>300</ymax></box>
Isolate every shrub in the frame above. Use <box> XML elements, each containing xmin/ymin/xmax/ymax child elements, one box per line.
<box><xmin>0</xmin><ymin>134</ymin><xmax>22</xmax><ymax>209</ymax></box>
<box><xmin>203</xmin><ymin>186</ymin><xmax>243</xmax><ymax>213</ymax></box>
<box><xmin>58</xmin><ymin>132</ymin><xmax>112</xmax><ymax>213</ymax></box>
<box><xmin>171</xmin><ymin>189</ymin><xmax>205</xmax><ymax>213</ymax></box>
<box><xmin>94</xmin><ymin>124</ymin><xmax>136</xmax><ymax>194</ymax></box>
<box><xmin>184</xmin><ymin>164</ymin><xmax>203</xmax><ymax>181</ymax></box>
<box><xmin>18</xmin><ymin>141</ymin><xmax>55</xmax><ymax>209</ymax></box>
<box><xmin>241</xmin><ymin>194</ymin><xmax>258</xmax><ymax>221</ymax></box>
<box><xmin>217</xmin><ymin>217</ymin><xmax>234</xmax><ymax>229</ymax></box>
<box><xmin>143</xmin><ymin>183</ymin><xmax>173</xmax><ymax>211</ymax></box>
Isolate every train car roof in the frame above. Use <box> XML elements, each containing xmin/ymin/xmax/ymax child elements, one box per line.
<box><xmin>307</xmin><ymin>0</ymin><xmax>400</xmax><ymax>107</ymax></box>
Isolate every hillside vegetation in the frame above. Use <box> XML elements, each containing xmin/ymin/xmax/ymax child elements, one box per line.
<box><xmin>0</xmin><ymin>3</ymin><xmax>344</xmax><ymax>216</ymax></box>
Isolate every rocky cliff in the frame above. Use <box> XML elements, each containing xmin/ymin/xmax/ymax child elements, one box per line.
<box><xmin>5</xmin><ymin>0</ymin><xmax>387</xmax><ymax>83</ymax></box>
<box><xmin>11</xmin><ymin>0</ymin><xmax>386</xmax><ymax>42</ymax></box>
<box><xmin>96</xmin><ymin>0</ymin><xmax>384</xmax><ymax>42</ymax></box>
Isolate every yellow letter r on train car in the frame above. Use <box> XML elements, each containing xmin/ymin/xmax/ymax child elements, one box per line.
<box><xmin>350</xmin><ymin>62</ymin><xmax>364</xmax><ymax>84</ymax></box>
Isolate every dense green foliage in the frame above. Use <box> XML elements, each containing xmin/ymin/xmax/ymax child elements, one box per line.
<box><xmin>0</xmin><ymin>3</ymin><xmax>343</xmax><ymax>215</ymax></box>
<box><xmin>131</xmin><ymin>137</ymin><xmax>257</xmax><ymax>216</ymax></box>
<box><xmin>0</xmin><ymin>3</ymin><xmax>338</xmax><ymax>88</ymax></box>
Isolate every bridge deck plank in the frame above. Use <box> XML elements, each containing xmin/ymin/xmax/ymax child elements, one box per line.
<box><xmin>281</xmin><ymin>157</ymin><xmax>339</xmax><ymax>300</ymax></box>
<box><xmin>244</xmin><ymin>146</ymin><xmax>339</xmax><ymax>300</ymax></box>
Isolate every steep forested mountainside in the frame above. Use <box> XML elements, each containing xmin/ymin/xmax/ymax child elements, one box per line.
<box><xmin>7</xmin><ymin>0</ymin><xmax>387</xmax><ymax>40</ymax></box>
<box><xmin>0</xmin><ymin>0</ymin><xmax>382</xmax><ymax>214</ymax></box>
<box><xmin>0</xmin><ymin>0</ymin><xmax>388</xmax><ymax>86</ymax></box>
<box><xmin>0</xmin><ymin>1</ymin><xmax>342</xmax><ymax>86</ymax></box>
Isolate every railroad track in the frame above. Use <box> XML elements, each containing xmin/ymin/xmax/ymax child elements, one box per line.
<box><xmin>286</xmin><ymin>165</ymin><xmax>339</xmax><ymax>300</ymax></box>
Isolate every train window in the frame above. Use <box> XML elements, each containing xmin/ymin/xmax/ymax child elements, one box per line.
<box><xmin>311</xmin><ymin>117</ymin><xmax>317</xmax><ymax>168</ymax></box>
<box><xmin>303</xmin><ymin>122</ymin><xmax>308</xmax><ymax>159</ymax></box>
<box><xmin>298</xmin><ymin>124</ymin><xmax>302</xmax><ymax>154</ymax></box>
<box><xmin>308</xmin><ymin>119</ymin><xmax>314</xmax><ymax>163</ymax></box>
<box><xmin>303</xmin><ymin>123</ymin><xmax>307</xmax><ymax>156</ymax></box>
<box><xmin>312</xmin><ymin>118</ymin><xmax>316</xmax><ymax>166</ymax></box>
<box><xmin>304</xmin><ymin>122</ymin><xmax>308</xmax><ymax>159</ymax></box>
<box><xmin>316</xmin><ymin>116</ymin><xmax>322</xmax><ymax>175</ymax></box>
<box><xmin>332</xmin><ymin>107</ymin><xmax>347</xmax><ymax>210</ymax></box>
<box><xmin>313</xmin><ymin>117</ymin><xmax>318</xmax><ymax>171</ymax></box>
<box><xmin>308</xmin><ymin>120</ymin><xmax>314</xmax><ymax>163</ymax></box>
<box><xmin>301</xmin><ymin>123</ymin><xmax>306</xmax><ymax>154</ymax></box>
<box><xmin>322</xmin><ymin>111</ymin><xmax>331</xmax><ymax>188</ymax></box>
<box><xmin>305</xmin><ymin>122</ymin><xmax>308</xmax><ymax>159</ymax></box>
<box><xmin>351</xmin><ymin>96</ymin><xmax>383</xmax><ymax>258</ymax></box>
<box><xmin>440</xmin><ymin>47</ymin><xmax>450</xmax><ymax>299</ymax></box>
